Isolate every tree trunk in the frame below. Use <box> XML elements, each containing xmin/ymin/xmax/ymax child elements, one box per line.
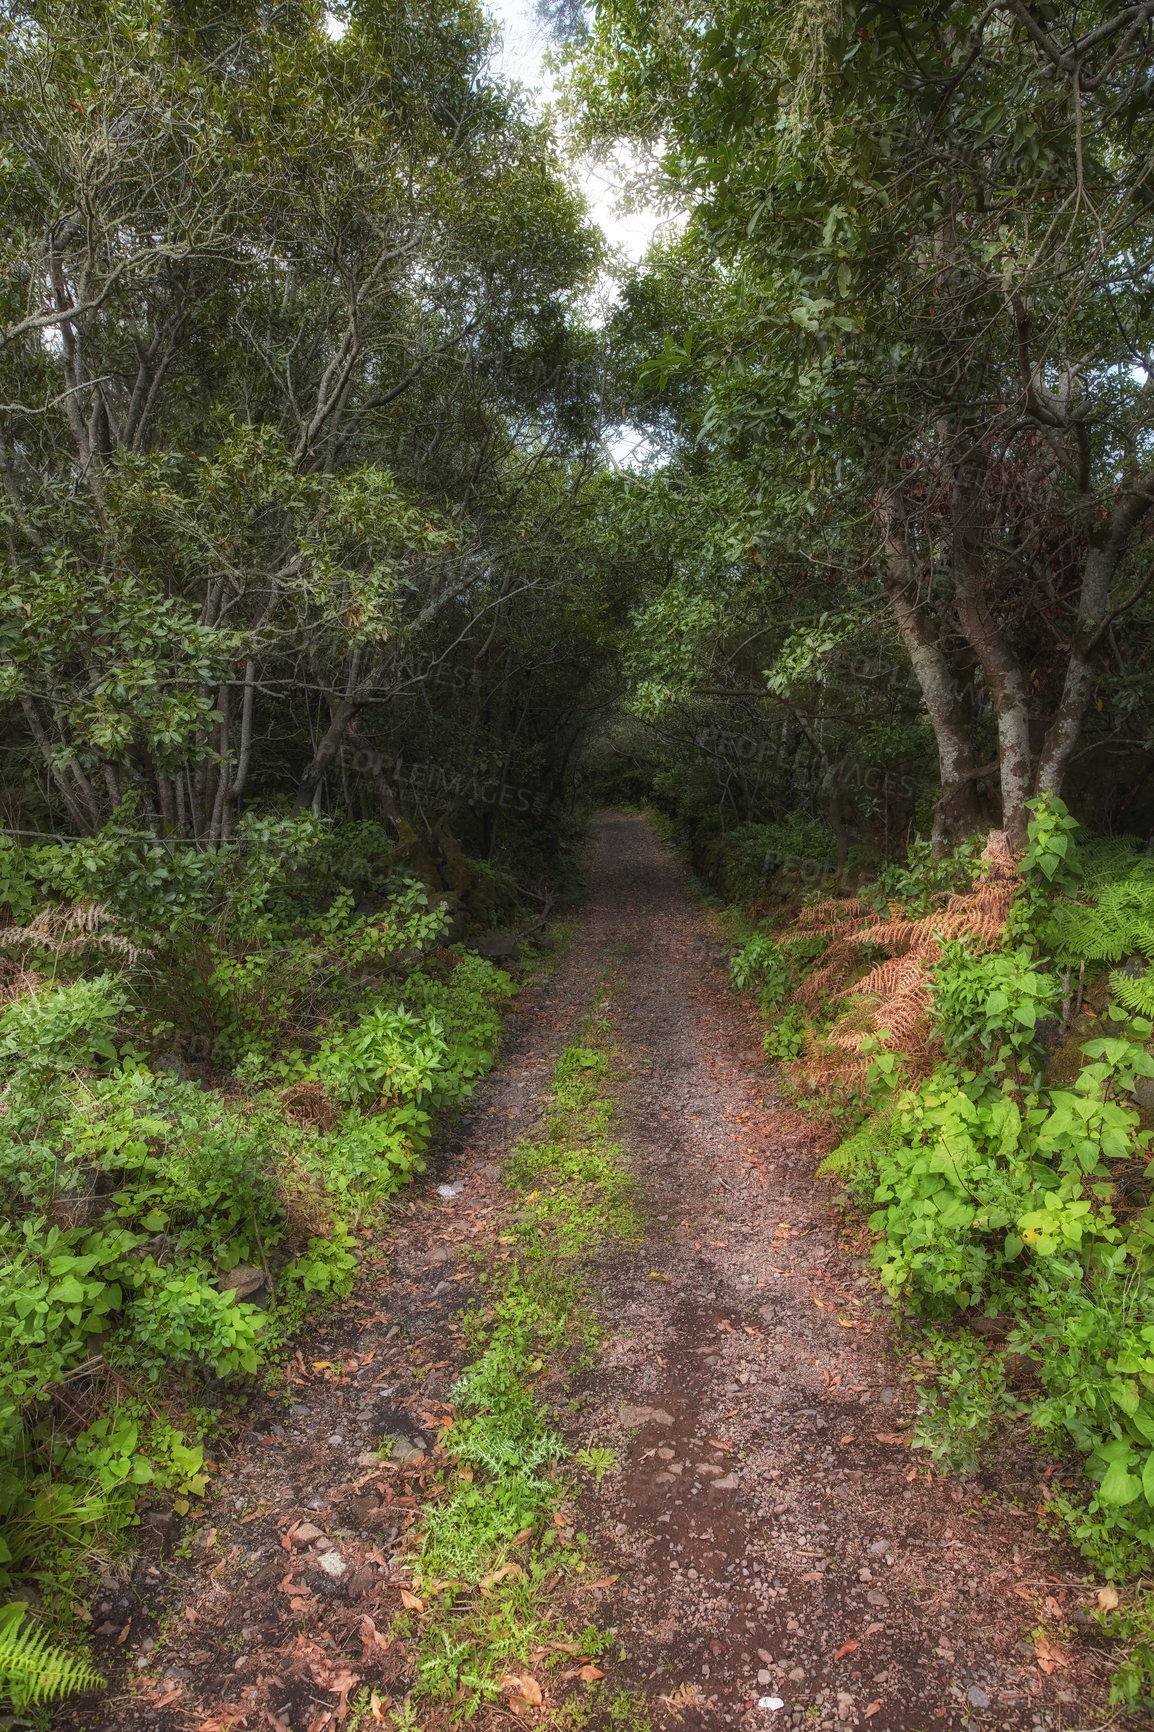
<box><xmin>949</xmin><ymin>462</ymin><xmax>1033</xmax><ymax>845</ymax></box>
<box><xmin>1037</xmin><ymin>487</ymin><xmax>1154</xmax><ymax>797</ymax></box>
<box><xmin>291</xmin><ymin>697</ymin><xmax>361</xmax><ymax>816</ymax></box>
<box><xmin>878</xmin><ymin>501</ymin><xmax>984</xmax><ymax>851</ymax></box>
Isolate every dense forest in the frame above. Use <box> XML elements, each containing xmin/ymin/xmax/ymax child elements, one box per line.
<box><xmin>3</xmin><ymin>0</ymin><xmax>1154</xmax><ymax>1725</ymax></box>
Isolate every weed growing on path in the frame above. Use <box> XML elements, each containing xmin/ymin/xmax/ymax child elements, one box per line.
<box><xmin>399</xmin><ymin>992</ymin><xmax>642</xmax><ymax>1724</ymax></box>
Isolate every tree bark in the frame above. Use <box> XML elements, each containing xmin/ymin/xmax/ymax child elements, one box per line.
<box><xmin>1036</xmin><ymin>484</ymin><xmax>1154</xmax><ymax>796</ymax></box>
<box><xmin>878</xmin><ymin>500</ymin><xmax>984</xmax><ymax>850</ymax></box>
<box><xmin>949</xmin><ymin>460</ymin><xmax>1033</xmax><ymax>844</ymax></box>
<box><xmin>291</xmin><ymin>696</ymin><xmax>362</xmax><ymax>816</ymax></box>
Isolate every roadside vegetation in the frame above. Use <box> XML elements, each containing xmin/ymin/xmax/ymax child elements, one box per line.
<box><xmin>0</xmin><ymin>815</ymin><xmax>527</xmax><ymax>1703</ymax></box>
<box><xmin>711</xmin><ymin>798</ymin><xmax>1154</xmax><ymax>1714</ymax></box>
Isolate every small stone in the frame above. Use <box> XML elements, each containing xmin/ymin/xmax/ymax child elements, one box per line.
<box><xmin>316</xmin><ymin>1551</ymin><xmax>346</xmax><ymax>1579</ymax></box>
<box><xmin>218</xmin><ymin>1264</ymin><xmax>266</xmax><ymax>1300</ymax></box>
<box><xmin>619</xmin><ymin>1404</ymin><xmax>675</xmax><ymax>1428</ymax></box>
<box><xmin>655</xmin><ymin>1472</ymin><xmax>674</xmax><ymax>1485</ymax></box>
<box><xmin>866</xmin><ymin>1590</ymin><xmax>889</xmax><ymax>1607</ymax></box>
<box><xmin>878</xmin><ymin>1388</ymin><xmax>896</xmax><ymax>1406</ymax></box>
<box><xmin>657</xmin><ymin>1447</ymin><xmax>676</xmax><ymax>1460</ymax></box>
<box><xmin>345</xmin><ymin>1566</ymin><xmax>376</xmax><ymax>1600</ymax></box>
<box><xmin>390</xmin><ymin>1436</ymin><xmax>424</xmax><ymax>1464</ymax></box>
<box><xmin>712</xmin><ymin>1472</ymin><xmax>739</xmax><ymax>1489</ymax></box>
<box><xmin>788</xmin><ymin>1667</ymin><xmax>805</xmax><ymax>1683</ymax></box>
<box><xmin>292</xmin><ymin>1521</ymin><xmax>324</xmax><ymax>1545</ymax></box>
<box><xmin>758</xmin><ymin>1669</ymin><xmax>772</xmax><ymax>1685</ymax></box>
<box><xmin>967</xmin><ymin>1686</ymin><xmax>991</xmax><ymax>1710</ymax></box>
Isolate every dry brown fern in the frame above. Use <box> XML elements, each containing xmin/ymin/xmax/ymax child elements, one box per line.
<box><xmin>0</xmin><ymin>901</ymin><xmax>143</xmax><ymax>965</ymax></box>
<box><xmin>279</xmin><ymin>1078</ymin><xmax>340</xmax><ymax>1131</ymax></box>
<box><xmin>785</xmin><ymin>829</ymin><xmax>1021</xmax><ymax>1092</ymax></box>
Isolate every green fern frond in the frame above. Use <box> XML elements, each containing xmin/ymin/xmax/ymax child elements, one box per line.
<box><xmin>1078</xmin><ymin>837</ymin><xmax>1150</xmax><ymax>888</ymax></box>
<box><xmin>1046</xmin><ymin>856</ymin><xmax>1154</xmax><ymax>966</ymax></box>
<box><xmin>0</xmin><ymin>1602</ymin><xmax>103</xmax><ymax>1709</ymax></box>
<box><xmin>819</xmin><ymin>1112</ymin><xmax>895</xmax><ymax>1185</ymax></box>
<box><xmin>1110</xmin><ymin>968</ymin><xmax>1154</xmax><ymax>1020</ymax></box>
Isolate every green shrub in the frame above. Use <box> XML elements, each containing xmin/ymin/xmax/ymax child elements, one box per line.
<box><xmin>730</xmin><ymin>931</ymin><xmax>791</xmax><ymax>1006</ymax></box>
<box><xmin>0</xmin><ymin>838</ymin><xmax>518</xmax><ymax>1607</ymax></box>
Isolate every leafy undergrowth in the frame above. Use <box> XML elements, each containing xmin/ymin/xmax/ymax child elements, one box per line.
<box><xmin>390</xmin><ymin>999</ymin><xmax>652</xmax><ymax>1728</ymax></box>
<box><xmin>722</xmin><ymin>798</ymin><xmax>1154</xmax><ymax>1716</ymax></box>
<box><xmin>0</xmin><ymin>815</ymin><xmax>521</xmax><ymax>1710</ymax></box>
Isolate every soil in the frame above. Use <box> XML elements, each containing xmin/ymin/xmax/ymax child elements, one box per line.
<box><xmin>59</xmin><ymin>813</ymin><xmax>1113</xmax><ymax>1732</ymax></box>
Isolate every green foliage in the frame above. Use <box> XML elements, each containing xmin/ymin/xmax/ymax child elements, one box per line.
<box><xmin>1097</xmin><ymin>1589</ymin><xmax>1154</xmax><ymax>1715</ymax></box>
<box><xmin>574</xmin><ymin>1444</ymin><xmax>619</xmax><ymax>1480</ymax></box>
<box><xmin>865</xmin><ymin>838</ymin><xmax>983</xmax><ymax>918</ymax></box>
<box><xmin>1044</xmin><ymin>857</ymin><xmax>1154</xmax><ymax>968</ymax></box>
<box><xmin>763</xmin><ymin>1004</ymin><xmax>808</xmax><ymax>1062</ymax></box>
<box><xmin>1022</xmin><ymin>795</ymin><xmax>1085</xmax><ymax>899</ymax></box>
<box><xmin>0</xmin><ymin>1601</ymin><xmax>102</xmax><ymax>1709</ymax></box>
<box><xmin>931</xmin><ymin>942</ymin><xmax>1059</xmax><ymax>1069</ymax></box>
<box><xmin>910</xmin><ymin>1333</ymin><xmax>1021</xmax><ymax>1474</ymax></box>
<box><xmin>0</xmin><ymin>837</ymin><xmax>517</xmax><ymax>1603</ymax></box>
<box><xmin>730</xmin><ymin>931</ymin><xmax>790</xmax><ymax>1007</ymax></box>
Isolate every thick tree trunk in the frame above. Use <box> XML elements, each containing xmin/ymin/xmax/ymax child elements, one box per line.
<box><xmin>949</xmin><ymin>462</ymin><xmax>1033</xmax><ymax>845</ymax></box>
<box><xmin>1037</xmin><ymin>488</ymin><xmax>1154</xmax><ymax>797</ymax></box>
<box><xmin>879</xmin><ymin>503</ymin><xmax>983</xmax><ymax>851</ymax></box>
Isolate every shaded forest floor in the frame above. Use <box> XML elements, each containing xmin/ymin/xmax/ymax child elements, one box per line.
<box><xmin>58</xmin><ymin>814</ymin><xmax>1113</xmax><ymax>1732</ymax></box>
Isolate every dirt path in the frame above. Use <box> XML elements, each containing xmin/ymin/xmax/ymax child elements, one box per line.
<box><xmin>66</xmin><ymin>813</ymin><xmax>1107</xmax><ymax>1732</ymax></box>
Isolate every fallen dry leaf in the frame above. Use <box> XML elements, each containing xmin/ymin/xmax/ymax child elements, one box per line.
<box><xmin>369</xmin><ymin>1693</ymin><xmax>388</xmax><ymax>1720</ymax></box>
<box><xmin>707</xmin><ymin>1437</ymin><xmax>733</xmax><ymax>1451</ymax></box>
<box><xmin>587</xmin><ymin>1575</ymin><xmax>619</xmax><ymax>1590</ymax></box>
<box><xmin>479</xmin><ymin>1562</ymin><xmax>524</xmax><ymax>1595</ymax></box>
<box><xmin>874</xmin><ymin>1432</ymin><xmax>910</xmax><ymax>1447</ymax></box>
<box><xmin>864</xmin><ymin>1702</ymin><xmax>883</xmax><ymax>1719</ymax></box>
<box><xmin>151</xmin><ymin>1686</ymin><xmax>183</xmax><ymax>1708</ymax></box>
<box><xmin>399</xmin><ymin>1588</ymin><xmax>424</xmax><ymax>1611</ymax></box>
<box><xmin>116</xmin><ymin>1622</ymin><xmax>131</xmax><ymax>1646</ymax></box>
<box><xmin>1097</xmin><ymin>1584</ymin><xmax>1120</xmax><ymax>1612</ymax></box>
<box><xmin>1045</xmin><ymin>1594</ymin><xmax>1063</xmax><ymax>1619</ymax></box>
<box><xmin>1034</xmin><ymin>1635</ymin><xmax>1069</xmax><ymax>1674</ymax></box>
<box><xmin>833</xmin><ymin>1640</ymin><xmax>861</xmax><ymax>1662</ymax></box>
<box><xmin>499</xmin><ymin>1671</ymin><xmax>544</xmax><ymax>1709</ymax></box>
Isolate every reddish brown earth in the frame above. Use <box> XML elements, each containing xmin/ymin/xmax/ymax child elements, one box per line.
<box><xmin>59</xmin><ymin>812</ymin><xmax>1113</xmax><ymax>1732</ymax></box>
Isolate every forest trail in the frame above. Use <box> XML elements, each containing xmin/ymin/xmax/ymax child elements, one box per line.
<box><xmin>67</xmin><ymin>814</ymin><xmax>1104</xmax><ymax>1732</ymax></box>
